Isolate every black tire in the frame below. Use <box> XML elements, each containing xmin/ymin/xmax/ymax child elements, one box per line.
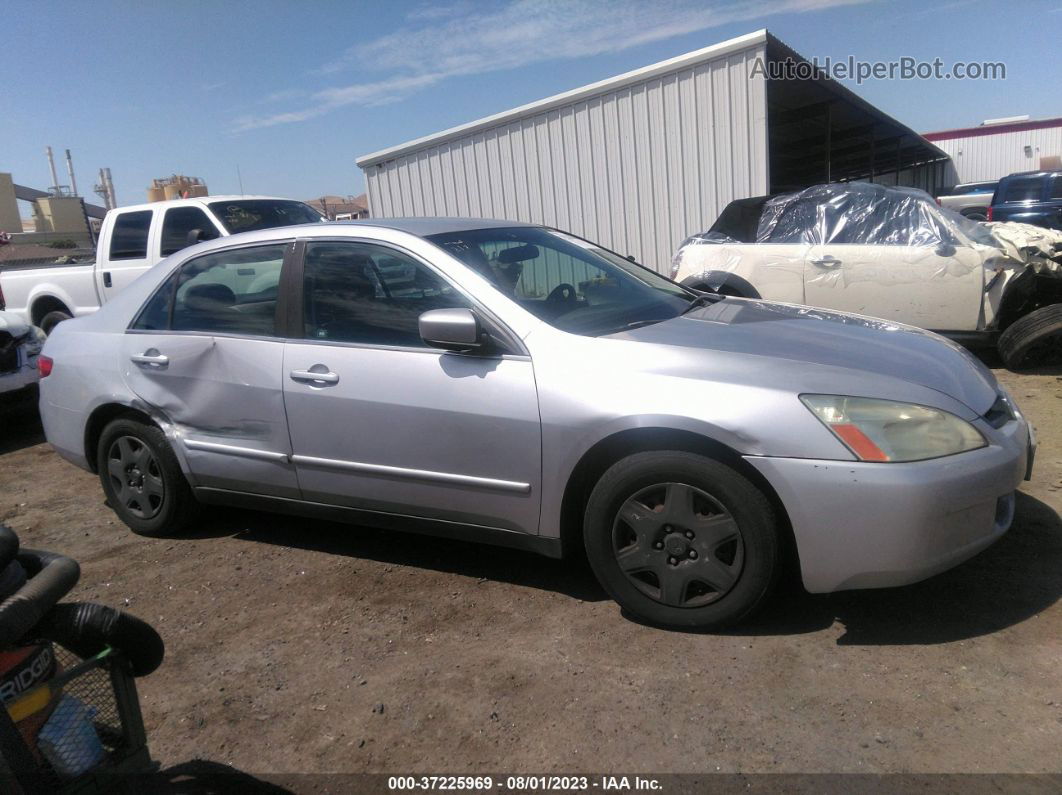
<box><xmin>962</xmin><ymin>210</ymin><xmax>988</xmax><ymax>222</ymax></box>
<box><xmin>583</xmin><ymin>451</ymin><xmax>778</xmax><ymax>630</ymax></box>
<box><xmin>998</xmin><ymin>304</ymin><xmax>1062</xmax><ymax>370</ymax></box>
<box><xmin>96</xmin><ymin>417</ymin><xmax>200</xmax><ymax>537</ymax></box>
<box><xmin>684</xmin><ymin>281</ymin><xmax>742</xmax><ymax>297</ymax></box>
<box><xmin>39</xmin><ymin>310</ymin><xmax>72</xmax><ymax>335</ymax></box>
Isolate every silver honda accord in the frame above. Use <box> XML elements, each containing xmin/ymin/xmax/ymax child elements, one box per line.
<box><xmin>38</xmin><ymin>219</ymin><xmax>1034</xmax><ymax>629</ymax></box>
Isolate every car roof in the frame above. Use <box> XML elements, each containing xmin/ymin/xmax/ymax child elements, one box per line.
<box><xmin>322</xmin><ymin>217</ymin><xmax>539</xmax><ymax>236</ymax></box>
<box><xmin>111</xmin><ymin>196</ymin><xmax>308</xmax><ymax>214</ymax></box>
<box><xmin>999</xmin><ymin>171</ymin><xmax>1060</xmax><ymax>180</ymax></box>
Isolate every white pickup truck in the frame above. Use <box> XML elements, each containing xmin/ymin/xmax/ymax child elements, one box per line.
<box><xmin>0</xmin><ymin>196</ymin><xmax>323</xmax><ymax>332</ymax></box>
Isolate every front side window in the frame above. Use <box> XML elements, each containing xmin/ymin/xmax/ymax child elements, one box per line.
<box><xmin>302</xmin><ymin>242</ymin><xmax>470</xmax><ymax>347</ymax></box>
<box><xmin>1050</xmin><ymin>176</ymin><xmax>1062</xmax><ymax>200</ymax></box>
<box><xmin>428</xmin><ymin>227</ymin><xmax>694</xmax><ymax>337</ymax></box>
<box><xmin>208</xmin><ymin>200</ymin><xmax>323</xmax><ymax>234</ymax></box>
<box><xmin>109</xmin><ymin>210</ymin><xmax>152</xmax><ymax>260</ymax></box>
<box><xmin>160</xmin><ymin>207</ymin><xmax>220</xmax><ymax>256</ymax></box>
<box><xmin>169</xmin><ymin>244</ymin><xmax>287</xmax><ymax>335</ymax></box>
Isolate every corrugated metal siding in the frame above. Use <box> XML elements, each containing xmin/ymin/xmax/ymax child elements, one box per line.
<box><xmin>364</xmin><ymin>44</ymin><xmax>768</xmax><ymax>274</ymax></box>
<box><xmin>933</xmin><ymin>125</ymin><xmax>1062</xmax><ymax>183</ymax></box>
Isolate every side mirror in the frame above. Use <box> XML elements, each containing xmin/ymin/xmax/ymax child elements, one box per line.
<box><xmin>419</xmin><ymin>308</ymin><xmax>486</xmax><ymax>352</ymax></box>
<box><xmin>185</xmin><ymin>228</ymin><xmax>206</xmax><ymax>246</ymax></box>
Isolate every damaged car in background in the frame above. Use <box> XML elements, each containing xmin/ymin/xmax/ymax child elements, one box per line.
<box><xmin>0</xmin><ymin>310</ymin><xmax>45</xmax><ymax>403</ymax></box>
<box><xmin>672</xmin><ymin>182</ymin><xmax>1062</xmax><ymax>369</ymax></box>
<box><xmin>37</xmin><ymin>219</ymin><xmax>1033</xmax><ymax>630</ymax></box>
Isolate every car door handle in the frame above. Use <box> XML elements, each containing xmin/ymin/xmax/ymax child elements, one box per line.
<box><xmin>130</xmin><ymin>352</ymin><xmax>169</xmax><ymax>367</ymax></box>
<box><xmin>810</xmin><ymin>257</ymin><xmax>842</xmax><ymax>267</ymax></box>
<box><xmin>290</xmin><ymin>369</ymin><xmax>340</xmax><ymax>385</ymax></box>
<box><xmin>103</xmin><ymin>271</ymin><xmax>112</xmax><ymax>288</ymax></box>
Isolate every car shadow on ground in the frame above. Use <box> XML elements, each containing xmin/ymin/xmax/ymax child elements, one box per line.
<box><xmin>190</xmin><ymin>508</ymin><xmax>609</xmax><ymax>603</ymax></box>
<box><xmin>728</xmin><ymin>491</ymin><xmax>1062</xmax><ymax>644</ymax></box>
<box><xmin>0</xmin><ymin>401</ymin><xmax>44</xmax><ymax>455</ymax></box>
<box><xmin>186</xmin><ymin>490</ymin><xmax>1059</xmax><ymax>643</ymax></box>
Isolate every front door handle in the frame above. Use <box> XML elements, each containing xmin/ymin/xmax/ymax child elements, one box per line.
<box><xmin>810</xmin><ymin>256</ymin><xmax>842</xmax><ymax>267</ymax></box>
<box><xmin>103</xmin><ymin>271</ymin><xmax>112</xmax><ymax>288</ymax></box>
<box><xmin>290</xmin><ymin>368</ymin><xmax>340</xmax><ymax>385</ymax></box>
<box><xmin>131</xmin><ymin>351</ymin><xmax>169</xmax><ymax>368</ymax></box>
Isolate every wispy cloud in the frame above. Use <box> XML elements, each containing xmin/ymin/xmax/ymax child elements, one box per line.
<box><xmin>234</xmin><ymin>0</ymin><xmax>866</xmax><ymax>131</ymax></box>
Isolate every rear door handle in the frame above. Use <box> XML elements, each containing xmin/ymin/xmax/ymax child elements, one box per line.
<box><xmin>810</xmin><ymin>256</ymin><xmax>842</xmax><ymax>267</ymax></box>
<box><xmin>131</xmin><ymin>352</ymin><xmax>169</xmax><ymax>368</ymax></box>
<box><xmin>290</xmin><ymin>369</ymin><xmax>340</xmax><ymax>385</ymax></box>
<box><xmin>103</xmin><ymin>271</ymin><xmax>112</xmax><ymax>288</ymax></box>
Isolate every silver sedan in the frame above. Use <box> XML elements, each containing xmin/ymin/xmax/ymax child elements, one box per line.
<box><xmin>38</xmin><ymin>219</ymin><xmax>1034</xmax><ymax>629</ymax></box>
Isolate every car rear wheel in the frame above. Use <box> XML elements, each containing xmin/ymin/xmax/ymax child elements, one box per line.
<box><xmin>583</xmin><ymin>451</ymin><xmax>779</xmax><ymax>630</ymax></box>
<box><xmin>998</xmin><ymin>304</ymin><xmax>1062</xmax><ymax>370</ymax></box>
<box><xmin>97</xmin><ymin>417</ymin><xmax>200</xmax><ymax>537</ymax></box>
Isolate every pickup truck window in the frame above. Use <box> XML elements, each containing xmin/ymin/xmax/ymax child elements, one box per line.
<box><xmin>160</xmin><ymin>207</ymin><xmax>220</xmax><ymax>256</ymax></box>
<box><xmin>109</xmin><ymin>210</ymin><xmax>153</xmax><ymax>260</ymax></box>
<box><xmin>1051</xmin><ymin>176</ymin><xmax>1062</xmax><ymax>199</ymax></box>
<box><xmin>207</xmin><ymin>200</ymin><xmax>322</xmax><ymax>234</ymax></box>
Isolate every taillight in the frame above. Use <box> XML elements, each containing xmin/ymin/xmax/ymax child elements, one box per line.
<box><xmin>38</xmin><ymin>356</ymin><xmax>53</xmax><ymax>377</ymax></box>
<box><xmin>986</xmin><ymin>206</ymin><xmax>993</xmax><ymax>221</ymax></box>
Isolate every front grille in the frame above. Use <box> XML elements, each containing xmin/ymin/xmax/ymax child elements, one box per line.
<box><xmin>0</xmin><ymin>332</ymin><xmax>18</xmax><ymax>374</ymax></box>
<box><xmin>983</xmin><ymin>393</ymin><xmax>1016</xmax><ymax>429</ymax></box>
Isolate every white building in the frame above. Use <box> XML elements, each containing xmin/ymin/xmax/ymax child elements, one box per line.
<box><xmin>357</xmin><ymin>30</ymin><xmax>949</xmax><ymax>273</ymax></box>
<box><xmin>925</xmin><ymin>116</ymin><xmax>1062</xmax><ymax>185</ymax></box>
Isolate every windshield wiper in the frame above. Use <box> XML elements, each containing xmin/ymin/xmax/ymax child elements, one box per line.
<box><xmin>681</xmin><ymin>292</ymin><xmax>724</xmax><ymax>315</ymax></box>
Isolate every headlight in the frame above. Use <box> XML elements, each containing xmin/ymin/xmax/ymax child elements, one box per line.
<box><xmin>800</xmin><ymin>395</ymin><xmax>986</xmax><ymax>462</ymax></box>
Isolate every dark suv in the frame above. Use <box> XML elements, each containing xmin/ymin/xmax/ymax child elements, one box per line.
<box><xmin>988</xmin><ymin>171</ymin><xmax>1062</xmax><ymax>229</ymax></box>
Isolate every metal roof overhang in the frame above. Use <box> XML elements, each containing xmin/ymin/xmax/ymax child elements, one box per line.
<box><xmin>764</xmin><ymin>34</ymin><xmax>950</xmax><ymax>193</ymax></box>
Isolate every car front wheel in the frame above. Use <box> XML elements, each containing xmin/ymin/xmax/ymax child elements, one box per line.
<box><xmin>584</xmin><ymin>451</ymin><xmax>779</xmax><ymax>630</ymax></box>
<box><xmin>97</xmin><ymin>417</ymin><xmax>200</xmax><ymax>537</ymax></box>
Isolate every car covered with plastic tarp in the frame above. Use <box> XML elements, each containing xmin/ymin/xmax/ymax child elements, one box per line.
<box><xmin>671</xmin><ymin>182</ymin><xmax>1062</xmax><ymax>369</ymax></box>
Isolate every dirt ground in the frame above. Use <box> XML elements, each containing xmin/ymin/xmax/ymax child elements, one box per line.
<box><xmin>0</xmin><ymin>360</ymin><xmax>1059</xmax><ymax>787</ymax></box>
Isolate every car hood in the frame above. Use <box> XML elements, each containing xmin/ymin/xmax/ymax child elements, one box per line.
<box><xmin>0</xmin><ymin>311</ymin><xmax>31</xmax><ymax>338</ymax></box>
<box><xmin>609</xmin><ymin>298</ymin><xmax>999</xmax><ymax>415</ymax></box>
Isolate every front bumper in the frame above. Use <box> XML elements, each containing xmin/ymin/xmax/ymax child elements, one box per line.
<box><xmin>745</xmin><ymin>416</ymin><xmax>1030</xmax><ymax>593</ymax></box>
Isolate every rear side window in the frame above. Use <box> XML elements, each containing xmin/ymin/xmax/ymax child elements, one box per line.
<box><xmin>160</xmin><ymin>207</ymin><xmax>220</xmax><ymax>256</ymax></box>
<box><xmin>109</xmin><ymin>211</ymin><xmax>152</xmax><ymax>260</ymax></box>
<box><xmin>1051</xmin><ymin>177</ymin><xmax>1062</xmax><ymax>200</ymax></box>
<box><xmin>166</xmin><ymin>244</ymin><xmax>287</xmax><ymax>335</ymax></box>
<box><xmin>131</xmin><ymin>270</ymin><xmax>179</xmax><ymax>330</ymax></box>
<box><xmin>1001</xmin><ymin>176</ymin><xmax>1044</xmax><ymax>203</ymax></box>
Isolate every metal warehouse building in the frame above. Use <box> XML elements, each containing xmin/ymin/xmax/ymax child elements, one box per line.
<box><xmin>356</xmin><ymin>30</ymin><xmax>950</xmax><ymax>273</ymax></box>
<box><xmin>924</xmin><ymin>116</ymin><xmax>1062</xmax><ymax>184</ymax></box>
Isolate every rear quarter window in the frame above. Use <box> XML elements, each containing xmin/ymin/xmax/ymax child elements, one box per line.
<box><xmin>1001</xmin><ymin>176</ymin><xmax>1045</xmax><ymax>203</ymax></box>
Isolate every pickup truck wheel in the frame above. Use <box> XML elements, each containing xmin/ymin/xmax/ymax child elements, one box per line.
<box><xmin>962</xmin><ymin>210</ymin><xmax>988</xmax><ymax>222</ymax></box>
<box><xmin>583</xmin><ymin>451</ymin><xmax>778</xmax><ymax>630</ymax></box>
<box><xmin>999</xmin><ymin>304</ymin><xmax>1062</xmax><ymax>370</ymax></box>
<box><xmin>97</xmin><ymin>418</ymin><xmax>201</xmax><ymax>537</ymax></box>
<box><xmin>40</xmin><ymin>310</ymin><xmax>72</xmax><ymax>335</ymax></box>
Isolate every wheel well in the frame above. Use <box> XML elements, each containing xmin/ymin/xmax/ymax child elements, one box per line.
<box><xmin>558</xmin><ymin>428</ymin><xmax>797</xmax><ymax>570</ymax></box>
<box><xmin>31</xmin><ymin>296</ymin><xmax>72</xmax><ymax>326</ymax></box>
<box><xmin>83</xmin><ymin>404</ymin><xmax>155</xmax><ymax>473</ymax></box>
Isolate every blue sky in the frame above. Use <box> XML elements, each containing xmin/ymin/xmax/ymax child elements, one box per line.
<box><xmin>3</xmin><ymin>0</ymin><xmax>1060</xmax><ymax>211</ymax></box>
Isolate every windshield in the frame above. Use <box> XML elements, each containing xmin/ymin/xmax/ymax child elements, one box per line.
<box><xmin>426</xmin><ymin>227</ymin><xmax>696</xmax><ymax>336</ymax></box>
<box><xmin>208</xmin><ymin>200</ymin><xmax>324</xmax><ymax>233</ymax></box>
